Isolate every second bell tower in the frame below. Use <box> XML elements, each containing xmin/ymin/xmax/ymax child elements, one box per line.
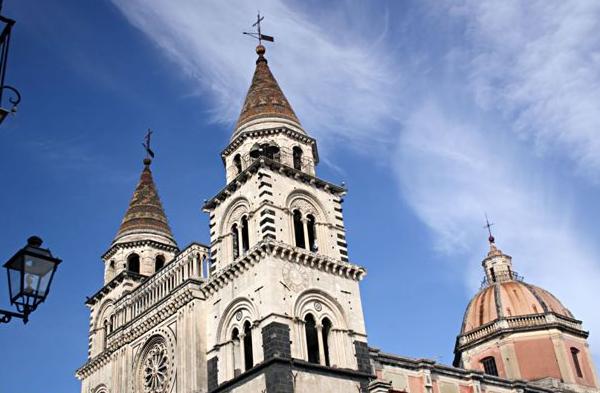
<box><xmin>202</xmin><ymin>44</ymin><xmax>371</xmax><ymax>392</ymax></box>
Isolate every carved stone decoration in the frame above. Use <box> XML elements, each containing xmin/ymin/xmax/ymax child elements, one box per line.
<box><xmin>314</xmin><ymin>301</ymin><xmax>322</xmax><ymax>312</ymax></box>
<box><xmin>290</xmin><ymin>199</ymin><xmax>318</xmax><ymax>217</ymax></box>
<box><xmin>282</xmin><ymin>263</ymin><xmax>308</xmax><ymax>292</ymax></box>
<box><xmin>229</xmin><ymin>205</ymin><xmax>249</xmax><ymax>227</ymax></box>
<box><xmin>135</xmin><ymin>334</ymin><xmax>175</xmax><ymax>393</ymax></box>
<box><xmin>143</xmin><ymin>342</ymin><xmax>168</xmax><ymax>393</ymax></box>
<box><xmin>236</xmin><ymin>310</ymin><xmax>243</xmax><ymax>321</ymax></box>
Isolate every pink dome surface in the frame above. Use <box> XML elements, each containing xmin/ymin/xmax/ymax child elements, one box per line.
<box><xmin>461</xmin><ymin>280</ymin><xmax>574</xmax><ymax>334</ymax></box>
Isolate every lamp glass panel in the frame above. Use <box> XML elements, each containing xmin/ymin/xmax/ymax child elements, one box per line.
<box><xmin>23</xmin><ymin>255</ymin><xmax>55</xmax><ymax>299</ymax></box>
<box><xmin>8</xmin><ymin>266</ymin><xmax>21</xmax><ymax>301</ymax></box>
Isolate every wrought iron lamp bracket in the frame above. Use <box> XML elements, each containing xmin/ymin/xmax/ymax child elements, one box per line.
<box><xmin>0</xmin><ymin>308</ymin><xmax>28</xmax><ymax>324</ymax></box>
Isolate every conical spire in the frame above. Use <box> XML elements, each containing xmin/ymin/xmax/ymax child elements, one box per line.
<box><xmin>113</xmin><ymin>158</ymin><xmax>176</xmax><ymax>247</ymax></box>
<box><xmin>232</xmin><ymin>45</ymin><xmax>303</xmax><ymax>140</ymax></box>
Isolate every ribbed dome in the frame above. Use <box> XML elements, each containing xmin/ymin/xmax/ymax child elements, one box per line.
<box><xmin>461</xmin><ymin>280</ymin><xmax>574</xmax><ymax>334</ymax></box>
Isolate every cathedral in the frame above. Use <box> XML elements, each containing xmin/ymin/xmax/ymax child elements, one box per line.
<box><xmin>76</xmin><ymin>44</ymin><xmax>600</xmax><ymax>393</ymax></box>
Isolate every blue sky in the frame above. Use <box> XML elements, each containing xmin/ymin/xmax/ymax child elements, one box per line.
<box><xmin>1</xmin><ymin>1</ymin><xmax>599</xmax><ymax>392</ymax></box>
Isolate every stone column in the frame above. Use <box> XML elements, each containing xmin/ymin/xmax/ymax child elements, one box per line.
<box><xmin>294</xmin><ymin>319</ymin><xmax>306</xmax><ymax>359</ymax></box>
<box><xmin>302</xmin><ymin>218</ymin><xmax>310</xmax><ymax>250</ymax></box>
<box><xmin>237</xmin><ymin>225</ymin><xmax>243</xmax><ymax>259</ymax></box>
<box><xmin>239</xmin><ymin>333</ymin><xmax>246</xmax><ymax>371</ymax></box>
<box><xmin>316</xmin><ymin>324</ymin><xmax>326</xmax><ymax>366</ymax></box>
<box><xmin>232</xmin><ymin>339</ymin><xmax>241</xmax><ymax>377</ymax></box>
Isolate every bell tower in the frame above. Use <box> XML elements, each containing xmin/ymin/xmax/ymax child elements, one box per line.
<box><xmin>202</xmin><ymin>43</ymin><xmax>371</xmax><ymax>392</ymax></box>
<box><xmin>102</xmin><ymin>156</ymin><xmax>179</xmax><ymax>284</ymax></box>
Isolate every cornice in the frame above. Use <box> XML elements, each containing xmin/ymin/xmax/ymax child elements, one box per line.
<box><xmin>102</xmin><ymin>239</ymin><xmax>179</xmax><ymax>260</ymax></box>
<box><xmin>85</xmin><ymin>271</ymin><xmax>145</xmax><ymax>306</ymax></box>
<box><xmin>76</xmin><ymin>284</ymin><xmax>202</xmax><ymax>379</ymax></box>
<box><xmin>455</xmin><ymin>312</ymin><xmax>588</xmax><ymax>352</ymax></box>
<box><xmin>88</xmin><ymin>243</ymin><xmax>206</xmax><ymax>306</ymax></box>
<box><xmin>222</xmin><ymin>126</ymin><xmax>319</xmax><ymax>164</ymax></box>
<box><xmin>201</xmin><ymin>239</ymin><xmax>366</xmax><ymax>297</ymax></box>
<box><xmin>370</xmin><ymin>348</ymin><xmax>553</xmax><ymax>393</ymax></box>
<box><xmin>203</xmin><ymin>158</ymin><xmax>346</xmax><ymax>211</ymax></box>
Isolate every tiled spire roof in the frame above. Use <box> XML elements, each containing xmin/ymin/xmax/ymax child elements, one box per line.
<box><xmin>233</xmin><ymin>45</ymin><xmax>302</xmax><ymax>139</ymax></box>
<box><xmin>113</xmin><ymin>158</ymin><xmax>176</xmax><ymax>246</ymax></box>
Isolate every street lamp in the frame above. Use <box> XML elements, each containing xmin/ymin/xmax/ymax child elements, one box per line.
<box><xmin>1</xmin><ymin>236</ymin><xmax>61</xmax><ymax>324</ymax></box>
<box><xmin>0</xmin><ymin>3</ymin><xmax>21</xmax><ymax>124</ymax></box>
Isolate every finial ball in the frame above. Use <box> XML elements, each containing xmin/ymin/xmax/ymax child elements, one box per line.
<box><xmin>27</xmin><ymin>236</ymin><xmax>43</xmax><ymax>247</ymax></box>
<box><xmin>488</xmin><ymin>235</ymin><xmax>495</xmax><ymax>244</ymax></box>
<box><xmin>143</xmin><ymin>158</ymin><xmax>152</xmax><ymax>166</ymax></box>
<box><xmin>256</xmin><ymin>44</ymin><xmax>266</xmax><ymax>56</ymax></box>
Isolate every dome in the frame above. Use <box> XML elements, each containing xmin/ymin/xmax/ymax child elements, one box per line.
<box><xmin>461</xmin><ymin>278</ymin><xmax>574</xmax><ymax>335</ymax></box>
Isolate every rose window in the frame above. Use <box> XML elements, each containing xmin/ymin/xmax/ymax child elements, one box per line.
<box><xmin>143</xmin><ymin>343</ymin><xmax>168</xmax><ymax>393</ymax></box>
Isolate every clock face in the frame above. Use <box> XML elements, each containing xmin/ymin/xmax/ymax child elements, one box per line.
<box><xmin>282</xmin><ymin>263</ymin><xmax>308</xmax><ymax>292</ymax></box>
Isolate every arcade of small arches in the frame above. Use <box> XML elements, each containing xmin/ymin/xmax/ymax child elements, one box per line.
<box><xmin>231</xmin><ymin>142</ymin><xmax>307</xmax><ymax>176</ymax></box>
<box><xmin>289</xmin><ymin>194</ymin><xmax>323</xmax><ymax>253</ymax></box>
<box><xmin>221</xmin><ymin>193</ymin><xmax>325</xmax><ymax>262</ymax></box>
<box><xmin>123</xmin><ymin>253</ymin><xmax>167</xmax><ymax>275</ymax></box>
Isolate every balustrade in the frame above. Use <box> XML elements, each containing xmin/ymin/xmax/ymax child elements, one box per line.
<box><xmin>105</xmin><ymin>246</ymin><xmax>207</xmax><ymax>346</ymax></box>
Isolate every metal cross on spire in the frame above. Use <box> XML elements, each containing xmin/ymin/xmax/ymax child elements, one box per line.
<box><xmin>243</xmin><ymin>12</ymin><xmax>274</xmax><ymax>45</ymax></box>
<box><xmin>142</xmin><ymin>128</ymin><xmax>155</xmax><ymax>161</ymax></box>
<box><xmin>484</xmin><ymin>214</ymin><xmax>495</xmax><ymax>244</ymax></box>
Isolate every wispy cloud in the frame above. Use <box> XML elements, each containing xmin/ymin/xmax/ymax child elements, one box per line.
<box><xmin>110</xmin><ymin>0</ymin><xmax>398</xmax><ymax>150</ymax></box>
<box><xmin>111</xmin><ymin>0</ymin><xmax>600</xmax><ymax>359</ymax></box>
<box><xmin>395</xmin><ymin>101</ymin><xmax>600</xmax><ymax>347</ymax></box>
<box><xmin>448</xmin><ymin>0</ymin><xmax>600</xmax><ymax>179</ymax></box>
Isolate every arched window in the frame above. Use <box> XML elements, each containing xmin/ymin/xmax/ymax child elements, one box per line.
<box><xmin>305</xmin><ymin>313</ymin><xmax>320</xmax><ymax>364</ymax></box>
<box><xmin>293</xmin><ymin>146</ymin><xmax>303</xmax><ymax>170</ymax></box>
<box><xmin>231</xmin><ymin>224</ymin><xmax>240</xmax><ymax>259</ymax></box>
<box><xmin>293</xmin><ymin>210</ymin><xmax>306</xmax><ymax>249</ymax></box>
<box><xmin>231</xmin><ymin>328</ymin><xmax>241</xmax><ymax>376</ymax></box>
<box><xmin>155</xmin><ymin>255</ymin><xmax>165</xmax><ymax>272</ymax></box>
<box><xmin>481</xmin><ymin>356</ymin><xmax>498</xmax><ymax>376</ymax></box>
<box><xmin>127</xmin><ymin>254</ymin><xmax>140</xmax><ymax>274</ymax></box>
<box><xmin>307</xmin><ymin>214</ymin><xmax>317</xmax><ymax>252</ymax></box>
<box><xmin>241</xmin><ymin>216</ymin><xmax>250</xmax><ymax>254</ymax></box>
<box><xmin>264</xmin><ymin>144</ymin><xmax>280</xmax><ymax>162</ymax></box>
<box><xmin>103</xmin><ymin>319</ymin><xmax>109</xmax><ymax>350</ymax></box>
<box><xmin>571</xmin><ymin>347</ymin><xmax>583</xmax><ymax>378</ymax></box>
<box><xmin>243</xmin><ymin>321</ymin><xmax>254</xmax><ymax>371</ymax></box>
<box><xmin>233</xmin><ymin>154</ymin><xmax>242</xmax><ymax>175</ymax></box>
<box><xmin>202</xmin><ymin>255</ymin><xmax>211</xmax><ymax>279</ymax></box>
<box><xmin>322</xmin><ymin>317</ymin><xmax>332</xmax><ymax>367</ymax></box>
<box><xmin>249</xmin><ymin>144</ymin><xmax>262</xmax><ymax>160</ymax></box>
<box><xmin>490</xmin><ymin>267</ymin><xmax>496</xmax><ymax>283</ymax></box>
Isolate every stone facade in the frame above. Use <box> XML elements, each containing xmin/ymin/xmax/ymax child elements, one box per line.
<box><xmin>76</xmin><ymin>44</ymin><xmax>599</xmax><ymax>393</ymax></box>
